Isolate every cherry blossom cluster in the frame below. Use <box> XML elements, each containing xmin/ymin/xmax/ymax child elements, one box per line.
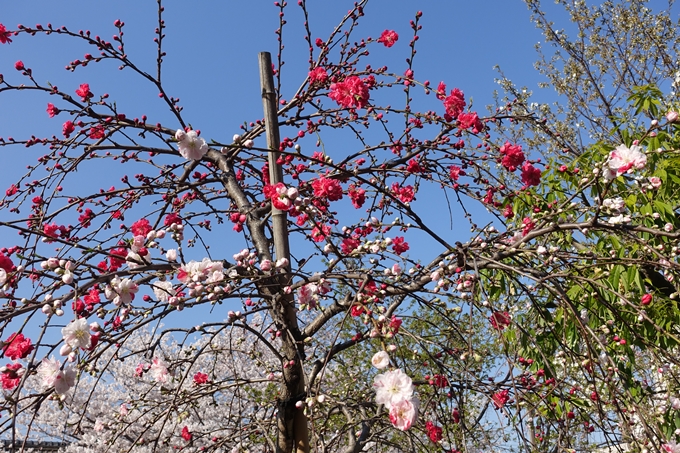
<box><xmin>605</xmin><ymin>143</ymin><xmax>647</xmax><ymax>180</ymax></box>
<box><xmin>296</xmin><ymin>279</ymin><xmax>331</xmax><ymax>310</ymax></box>
<box><xmin>372</xmin><ymin>356</ymin><xmax>419</xmax><ymax>431</ymax></box>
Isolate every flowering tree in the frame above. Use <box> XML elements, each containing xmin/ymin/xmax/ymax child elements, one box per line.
<box><xmin>3</xmin><ymin>1</ymin><xmax>680</xmax><ymax>452</ymax></box>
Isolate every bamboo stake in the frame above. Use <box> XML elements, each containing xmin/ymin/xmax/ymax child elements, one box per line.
<box><xmin>259</xmin><ymin>51</ymin><xmax>291</xmax><ymax>268</ymax></box>
<box><xmin>259</xmin><ymin>51</ymin><xmax>309</xmax><ymax>453</ymax></box>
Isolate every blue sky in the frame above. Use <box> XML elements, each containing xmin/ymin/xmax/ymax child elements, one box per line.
<box><xmin>0</xmin><ymin>1</ymin><xmax>571</xmax><ymax>336</ymax></box>
<box><xmin>1</xmin><ymin>1</ymin><xmax>559</xmax><ymax>146</ymax></box>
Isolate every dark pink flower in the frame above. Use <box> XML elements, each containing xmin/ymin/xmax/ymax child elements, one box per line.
<box><xmin>0</xmin><ymin>24</ymin><xmax>12</xmax><ymax>44</ymax></box>
<box><xmin>0</xmin><ymin>253</ymin><xmax>13</xmax><ymax>273</ymax></box>
<box><xmin>492</xmin><ymin>389</ymin><xmax>510</xmax><ymax>409</ymax></box>
<box><xmin>425</xmin><ymin>421</ymin><xmax>442</xmax><ymax>442</ymax></box>
<box><xmin>341</xmin><ymin>237</ymin><xmax>360</xmax><ymax>255</ymax></box>
<box><xmin>392</xmin><ymin>237</ymin><xmax>409</xmax><ymax>255</ymax></box>
<box><xmin>521</xmin><ymin>162</ymin><xmax>541</xmax><ymax>187</ymax></box>
<box><xmin>2</xmin><ymin>333</ymin><xmax>33</xmax><ymax>360</ymax></box>
<box><xmin>62</xmin><ymin>120</ymin><xmax>75</xmax><ymax>138</ymax></box>
<box><xmin>458</xmin><ymin>112</ymin><xmax>484</xmax><ymax>133</ymax></box>
<box><xmin>1</xmin><ymin>363</ymin><xmax>22</xmax><ymax>390</ymax></box>
<box><xmin>443</xmin><ymin>88</ymin><xmax>465</xmax><ymax>120</ymax></box>
<box><xmin>312</xmin><ymin>176</ymin><xmax>343</xmax><ymax>201</ymax></box>
<box><xmin>377</xmin><ymin>29</ymin><xmax>399</xmax><ymax>47</ymax></box>
<box><xmin>164</xmin><ymin>213</ymin><xmax>182</xmax><ymax>227</ymax></box>
<box><xmin>329</xmin><ymin>76</ymin><xmax>369</xmax><ymax>109</ymax></box>
<box><xmin>309</xmin><ymin>67</ymin><xmax>328</xmax><ymax>85</ymax></box>
<box><xmin>89</xmin><ymin>125</ymin><xmax>105</xmax><ymax>139</ymax></box>
<box><xmin>499</xmin><ymin>142</ymin><xmax>525</xmax><ymax>171</ymax></box>
<box><xmin>489</xmin><ymin>311</ymin><xmax>511</xmax><ymax>331</ymax></box>
<box><xmin>46</xmin><ymin>103</ymin><xmax>59</xmax><ymax>118</ymax></box>
<box><xmin>449</xmin><ymin>165</ymin><xmax>465</xmax><ymax>181</ymax></box>
<box><xmin>131</xmin><ymin>218</ymin><xmax>152</xmax><ymax>237</ymax></box>
<box><xmin>75</xmin><ymin>83</ymin><xmax>92</xmax><ymax>102</ymax></box>
<box><xmin>348</xmin><ymin>185</ymin><xmax>366</xmax><ymax>208</ymax></box>
<box><xmin>193</xmin><ymin>372</ymin><xmax>209</xmax><ymax>385</ymax></box>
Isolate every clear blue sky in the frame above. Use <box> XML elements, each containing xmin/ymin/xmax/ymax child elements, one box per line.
<box><xmin>1</xmin><ymin>1</ymin><xmax>557</xmax><ymax>148</ymax></box>
<box><xmin>0</xmin><ymin>1</ymin><xmax>567</xmax><ymax>334</ymax></box>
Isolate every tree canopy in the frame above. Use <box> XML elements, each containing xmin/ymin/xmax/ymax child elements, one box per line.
<box><xmin>1</xmin><ymin>1</ymin><xmax>680</xmax><ymax>452</ymax></box>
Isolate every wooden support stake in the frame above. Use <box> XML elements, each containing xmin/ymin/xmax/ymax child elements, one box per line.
<box><xmin>259</xmin><ymin>51</ymin><xmax>309</xmax><ymax>453</ymax></box>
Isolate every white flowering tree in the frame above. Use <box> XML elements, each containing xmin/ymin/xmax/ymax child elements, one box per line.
<box><xmin>3</xmin><ymin>1</ymin><xmax>680</xmax><ymax>452</ymax></box>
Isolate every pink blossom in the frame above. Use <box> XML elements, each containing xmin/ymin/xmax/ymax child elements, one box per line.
<box><xmin>177</xmin><ymin>130</ymin><xmax>209</xmax><ymax>160</ymax></box>
<box><xmin>89</xmin><ymin>125</ymin><xmax>105</xmax><ymax>139</ymax></box>
<box><xmin>164</xmin><ymin>212</ymin><xmax>182</xmax><ymax>227</ymax></box>
<box><xmin>348</xmin><ymin>185</ymin><xmax>366</xmax><ymax>208</ymax></box>
<box><xmin>75</xmin><ymin>83</ymin><xmax>93</xmax><ymax>102</ymax></box>
<box><xmin>264</xmin><ymin>182</ymin><xmax>296</xmax><ymax>211</ymax></box>
<box><xmin>150</xmin><ymin>356</ymin><xmax>170</xmax><ymax>383</ymax></box>
<box><xmin>62</xmin><ymin>120</ymin><xmax>75</xmax><ymax>138</ymax></box>
<box><xmin>392</xmin><ymin>184</ymin><xmax>414</xmax><ymax>203</ymax></box>
<box><xmin>371</xmin><ymin>351</ymin><xmax>390</xmax><ymax>369</ymax></box>
<box><xmin>489</xmin><ymin>311</ymin><xmax>511</xmax><ymax>330</ymax></box>
<box><xmin>449</xmin><ymin>165</ymin><xmax>465</xmax><ymax>181</ymax></box>
<box><xmin>492</xmin><ymin>389</ymin><xmax>510</xmax><ymax>409</ymax></box>
<box><xmin>297</xmin><ymin>283</ymin><xmax>319</xmax><ymax>309</ymax></box>
<box><xmin>37</xmin><ymin>356</ymin><xmax>76</xmax><ymax>394</ymax></box>
<box><xmin>2</xmin><ymin>333</ymin><xmax>33</xmax><ymax>360</ymax></box>
<box><xmin>46</xmin><ymin>103</ymin><xmax>59</xmax><ymax>118</ymax></box>
<box><xmin>0</xmin><ymin>23</ymin><xmax>12</xmax><ymax>44</ymax></box>
<box><xmin>499</xmin><ymin>142</ymin><xmax>525</xmax><ymax>171</ymax></box>
<box><xmin>392</xmin><ymin>237</ymin><xmax>409</xmax><ymax>255</ymax></box>
<box><xmin>388</xmin><ymin>397</ymin><xmax>419</xmax><ymax>431</ymax></box>
<box><xmin>0</xmin><ymin>252</ymin><xmax>14</xmax><ymax>272</ymax></box>
<box><xmin>1</xmin><ymin>363</ymin><xmax>23</xmax><ymax>390</ymax></box>
<box><xmin>177</xmin><ymin>258</ymin><xmax>224</xmax><ymax>284</ymax></box>
<box><xmin>425</xmin><ymin>421</ymin><xmax>443</xmax><ymax>442</ymax></box>
<box><xmin>443</xmin><ymin>88</ymin><xmax>465</xmax><ymax>120</ymax></box>
<box><xmin>308</xmin><ymin>67</ymin><xmax>328</xmax><ymax>85</ymax></box>
<box><xmin>607</xmin><ymin>144</ymin><xmax>647</xmax><ymax>178</ymax></box>
<box><xmin>458</xmin><ymin>112</ymin><xmax>484</xmax><ymax>133</ymax></box>
<box><xmin>521</xmin><ymin>162</ymin><xmax>541</xmax><ymax>187</ymax></box>
<box><xmin>193</xmin><ymin>372</ymin><xmax>209</xmax><ymax>385</ymax></box>
<box><xmin>377</xmin><ymin>30</ymin><xmax>399</xmax><ymax>47</ymax></box>
<box><xmin>662</xmin><ymin>442</ymin><xmax>680</xmax><ymax>453</ymax></box>
<box><xmin>62</xmin><ymin>318</ymin><xmax>91</xmax><ymax>350</ymax></box>
<box><xmin>131</xmin><ymin>218</ymin><xmax>153</xmax><ymax>237</ymax></box>
<box><xmin>649</xmin><ymin>176</ymin><xmax>662</xmax><ymax>189</ymax></box>
<box><xmin>105</xmin><ymin>276</ymin><xmax>138</xmax><ymax>306</ymax></box>
<box><xmin>374</xmin><ymin>368</ymin><xmax>413</xmax><ymax>409</ymax></box>
<box><xmin>312</xmin><ymin>176</ymin><xmax>343</xmax><ymax>201</ymax></box>
<box><xmin>329</xmin><ymin>76</ymin><xmax>369</xmax><ymax>109</ymax></box>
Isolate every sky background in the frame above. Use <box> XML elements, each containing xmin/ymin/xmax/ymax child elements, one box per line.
<box><xmin>0</xmin><ymin>0</ymin><xmax>567</xmax><ymax>247</ymax></box>
<box><xmin>0</xmin><ymin>1</ymin><xmax>582</xmax><ymax>337</ymax></box>
<box><xmin>0</xmin><ymin>0</ymin><xmax>564</xmax><ymax>146</ymax></box>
